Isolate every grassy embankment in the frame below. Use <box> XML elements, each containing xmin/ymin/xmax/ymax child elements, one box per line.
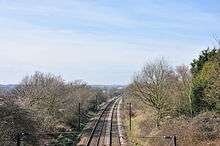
<box><xmin>122</xmin><ymin>97</ymin><xmax>220</xmax><ymax>146</ymax></box>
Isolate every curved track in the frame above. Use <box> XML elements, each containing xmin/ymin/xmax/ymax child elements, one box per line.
<box><xmin>85</xmin><ymin>98</ymin><xmax>122</xmax><ymax>146</ymax></box>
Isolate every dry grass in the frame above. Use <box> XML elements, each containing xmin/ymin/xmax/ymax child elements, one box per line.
<box><xmin>122</xmin><ymin>97</ymin><xmax>220</xmax><ymax>146</ymax></box>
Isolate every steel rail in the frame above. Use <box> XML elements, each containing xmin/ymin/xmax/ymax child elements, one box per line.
<box><xmin>110</xmin><ymin>99</ymin><xmax>119</xmax><ymax>146</ymax></box>
<box><xmin>86</xmin><ymin>98</ymin><xmax>118</xmax><ymax>146</ymax></box>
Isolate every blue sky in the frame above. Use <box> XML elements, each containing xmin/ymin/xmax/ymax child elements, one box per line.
<box><xmin>0</xmin><ymin>0</ymin><xmax>219</xmax><ymax>85</ymax></box>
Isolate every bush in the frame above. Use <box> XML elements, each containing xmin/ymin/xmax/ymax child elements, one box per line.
<box><xmin>191</xmin><ymin>49</ymin><xmax>220</xmax><ymax>114</ymax></box>
<box><xmin>0</xmin><ymin>95</ymin><xmax>40</xmax><ymax>146</ymax></box>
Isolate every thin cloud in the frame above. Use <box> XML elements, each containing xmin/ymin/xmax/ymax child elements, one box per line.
<box><xmin>0</xmin><ymin>0</ymin><xmax>219</xmax><ymax>84</ymax></box>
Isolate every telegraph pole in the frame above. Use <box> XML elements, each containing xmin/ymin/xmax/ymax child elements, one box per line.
<box><xmin>78</xmin><ymin>102</ymin><xmax>81</xmax><ymax>131</ymax></box>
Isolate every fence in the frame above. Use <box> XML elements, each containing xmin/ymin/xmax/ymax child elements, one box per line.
<box><xmin>125</xmin><ymin>101</ymin><xmax>177</xmax><ymax>146</ymax></box>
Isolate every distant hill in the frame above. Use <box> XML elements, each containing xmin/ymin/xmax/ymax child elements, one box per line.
<box><xmin>0</xmin><ymin>84</ymin><xmax>126</xmax><ymax>90</ymax></box>
<box><xmin>90</xmin><ymin>85</ymin><xmax>126</xmax><ymax>90</ymax></box>
<box><xmin>0</xmin><ymin>84</ymin><xmax>17</xmax><ymax>89</ymax></box>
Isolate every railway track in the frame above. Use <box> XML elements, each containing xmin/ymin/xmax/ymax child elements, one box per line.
<box><xmin>78</xmin><ymin>97</ymin><xmax>123</xmax><ymax>146</ymax></box>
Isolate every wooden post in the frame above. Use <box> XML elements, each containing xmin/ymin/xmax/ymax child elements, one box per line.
<box><xmin>129</xmin><ymin>102</ymin><xmax>131</xmax><ymax>131</ymax></box>
<box><xmin>16</xmin><ymin>133</ymin><xmax>21</xmax><ymax>146</ymax></box>
<box><xmin>78</xmin><ymin>102</ymin><xmax>81</xmax><ymax>131</ymax></box>
<box><xmin>173</xmin><ymin>136</ymin><xmax>177</xmax><ymax>146</ymax></box>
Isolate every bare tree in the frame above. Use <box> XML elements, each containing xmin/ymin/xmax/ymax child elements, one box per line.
<box><xmin>12</xmin><ymin>71</ymin><xmax>66</xmax><ymax>131</ymax></box>
<box><xmin>129</xmin><ymin>59</ymin><xmax>173</xmax><ymax>127</ymax></box>
<box><xmin>1</xmin><ymin>71</ymin><xmax>109</xmax><ymax>145</ymax></box>
<box><xmin>0</xmin><ymin>95</ymin><xmax>40</xmax><ymax>146</ymax></box>
<box><xmin>12</xmin><ymin>72</ymin><xmax>108</xmax><ymax>132</ymax></box>
<box><xmin>175</xmin><ymin>65</ymin><xmax>192</xmax><ymax>116</ymax></box>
